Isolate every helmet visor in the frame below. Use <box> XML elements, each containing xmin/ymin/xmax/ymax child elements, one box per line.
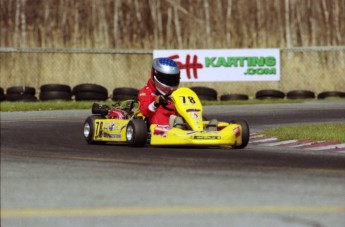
<box><xmin>155</xmin><ymin>71</ymin><xmax>180</xmax><ymax>87</ymax></box>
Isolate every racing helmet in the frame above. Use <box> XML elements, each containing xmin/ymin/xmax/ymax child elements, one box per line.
<box><xmin>152</xmin><ymin>58</ymin><xmax>180</xmax><ymax>95</ymax></box>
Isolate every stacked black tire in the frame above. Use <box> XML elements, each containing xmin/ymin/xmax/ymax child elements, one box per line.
<box><xmin>73</xmin><ymin>84</ymin><xmax>108</xmax><ymax>101</ymax></box>
<box><xmin>317</xmin><ymin>91</ymin><xmax>345</xmax><ymax>99</ymax></box>
<box><xmin>112</xmin><ymin>87</ymin><xmax>139</xmax><ymax>101</ymax></box>
<box><xmin>1</xmin><ymin>85</ymin><xmax>344</xmax><ymax>102</ymax></box>
<box><xmin>0</xmin><ymin>87</ymin><xmax>5</xmax><ymax>102</ymax></box>
<box><xmin>5</xmin><ymin>86</ymin><xmax>37</xmax><ymax>102</ymax></box>
<box><xmin>189</xmin><ymin>86</ymin><xmax>218</xmax><ymax>101</ymax></box>
<box><xmin>255</xmin><ymin>89</ymin><xmax>285</xmax><ymax>100</ymax></box>
<box><xmin>39</xmin><ymin>84</ymin><xmax>73</xmax><ymax>101</ymax></box>
<box><xmin>286</xmin><ymin>90</ymin><xmax>315</xmax><ymax>99</ymax></box>
<box><xmin>220</xmin><ymin>94</ymin><xmax>249</xmax><ymax>101</ymax></box>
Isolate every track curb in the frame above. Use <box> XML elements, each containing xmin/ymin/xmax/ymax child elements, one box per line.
<box><xmin>250</xmin><ymin>133</ymin><xmax>345</xmax><ymax>153</ymax></box>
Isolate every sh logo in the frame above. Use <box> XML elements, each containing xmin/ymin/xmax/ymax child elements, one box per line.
<box><xmin>169</xmin><ymin>54</ymin><xmax>203</xmax><ymax>80</ymax></box>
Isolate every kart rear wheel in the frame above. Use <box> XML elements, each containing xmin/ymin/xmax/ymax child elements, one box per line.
<box><xmin>232</xmin><ymin>120</ymin><xmax>249</xmax><ymax>149</ymax></box>
<box><xmin>126</xmin><ymin>119</ymin><xmax>147</xmax><ymax>147</ymax></box>
<box><xmin>83</xmin><ymin>115</ymin><xmax>106</xmax><ymax>145</ymax></box>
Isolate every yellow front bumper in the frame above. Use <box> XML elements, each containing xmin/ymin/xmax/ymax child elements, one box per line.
<box><xmin>150</xmin><ymin>123</ymin><xmax>242</xmax><ymax>146</ymax></box>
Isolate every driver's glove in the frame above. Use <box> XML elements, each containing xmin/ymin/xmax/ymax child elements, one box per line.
<box><xmin>154</xmin><ymin>95</ymin><xmax>167</xmax><ymax>107</ymax></box>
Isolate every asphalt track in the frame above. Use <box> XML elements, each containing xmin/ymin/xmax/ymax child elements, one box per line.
<box><xmin>1</xmin><ymin>100</ymin><xmax>345</xmax><ymax>227</ymax></box>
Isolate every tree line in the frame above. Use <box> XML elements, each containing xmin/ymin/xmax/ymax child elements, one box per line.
<box><xmin>0</xmin><ymin>0</ymin><xmax>344</xmax><ymax>49</ymax></box>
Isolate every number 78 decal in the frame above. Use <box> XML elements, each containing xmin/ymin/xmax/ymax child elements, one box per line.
<box><xmin>179</xmin><ymin>96</ymin><xmax>196</xmax><ymax>104</ymax></box>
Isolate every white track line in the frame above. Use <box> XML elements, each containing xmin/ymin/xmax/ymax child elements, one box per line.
<box><xmin>289</xmin><ymin>141</ymin><xmax>320</xmax><ymax>148</ymax></box>
<box><xmin>260</xmin><ymin>140</ymin><xmax>298</xmax><ymax>146</ymax></box>
<box><xmin>250</xmin><ymin>134</ymin><xmax>265</xmax><ymax>139</ymax></box>
<box><xmin>250</xmin><ymin>137</ymin><xmax>278</xmax><ymax>143</ymax></box>
<box><xmin>305</xmin><ymin>143</ymin><xmax>345</xmax><ymax>151</ymax></box>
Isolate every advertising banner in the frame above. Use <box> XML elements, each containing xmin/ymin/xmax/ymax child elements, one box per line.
<box><xmin>153</xmin><ymin>49</ymin><xmax>280</xmax><ymax>82</ymax></box>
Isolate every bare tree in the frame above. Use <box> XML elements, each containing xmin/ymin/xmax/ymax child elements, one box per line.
<box><xmin>166</xmin><ymin>6</ymin><xmax>172</xmax><ymax>48</ymax></box>
<box><xmin>99</xmin><ymin>0</ymin><xmax>109</xmax><ymax>47</ymax></box>
<box><xmin>173</xmin><ymin>0</ymin><xmax>182</xmax><ymax>49</ymax></box>
<box><xmin>14</xmin><ymin>0</ymin><xmax>20</xmax><ymax>47</ymax></box>
<box><xmin>284</xmin><ymin>0</ymin><xmax>292</xmax><ymax>48</ymax></box>
<box><xmin>20</xmin><ymin>0</ymin><xmax>27</xmax><ymax>47</ymax></box>
<box><xmin>226</xmin><ymin>0</ymin><xmax>232</xmax><ymax>45</ymax></box>
<box><xmin>203</xmin><ymin>0</ymin><xmax>210</xmax><ymax>47</ymax></box>
<box><xmin>1</xmin><ymin>0</ymin><xmax>343</xmax><ymax>49</ymax></box>
<box><xmin>113</xmin><ymin>0</ymin><xmax>121</xmax><ymax>48</ymax></box>
<box><xmin>156</xmin><ymin>0</ymin><xmax>163</xmax><ymax>47</ymax></box>
<box><xmin>134</xmin><ymin>0</ymin><xmax>144</xmax><ymax>47</ymax></box>
<box><xmin>331</xmin><ymin>0</ymin><xmax>341</xmax><ymax>45</ymax></box>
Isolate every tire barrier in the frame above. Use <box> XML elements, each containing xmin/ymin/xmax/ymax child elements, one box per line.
<box><xmin>1</xmin><ymin>85</ymin><xmax>344</xmax><ymax>102</ymax></box>
<box><xmin>317</xmin><ymin>91</ymin><xmax>345</xmax><ymax>99</ymax></box>
<box><xmin>39</xmin><ymin>84</ymin><xmax>72</xmax><ymax>101</ymax></box>
<box><xmin>220</xmin><ymin>94</ymin><xmax>249</xmax><ymax>101</ymax></box>
<box><xmin>5</xmin><ymin>86</ymin><xmax>37</xmax><ymax>102</ymax></box>
<box><xmin>189</xmin><ymin>86</ymin><xmax>218</xmax><ymax>101</ymax></box>
<box><xmin>0</xmin><ymin>87</ymin><xmax>5</xmax><ymax>102</ymax></box>
<box><xmin>73</xmin><ymin>84</ymin><xmax>108</xmax><ymax>101</ymax></box>
<box><xmin>255</xmin><ymin>89</ymin><xmax>285</xmax><ymax>100</ymax></box>
<box><xmin>112</xmin><ymin>87</ymin><xmax>139</xmax><ymax>101</ymax></box>
<box><xmin>286</xmin><ymin>90</ymin><xmax>316</xmax><ymax>99</ymax></box>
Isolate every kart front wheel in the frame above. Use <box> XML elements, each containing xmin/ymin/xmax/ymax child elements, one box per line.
<box><xmin>126</xmin><ymin>119</ymin><xmax>148</xmax><ymax>147</ymax></box>
<box><xmin>232</xmin><ymin>120</ymin><xmax>249</xmax><ymax>149</ymax></box>
<box><xmin>83</xmin><ymin>115</ymin><xmax>106</xmax><ymax>145</ymax></box>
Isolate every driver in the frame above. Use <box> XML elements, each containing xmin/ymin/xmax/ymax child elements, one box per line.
<box><xmin>138</xmin><ymin>57</ymin><xmax>181</xmax><ymax>126</ymax></box>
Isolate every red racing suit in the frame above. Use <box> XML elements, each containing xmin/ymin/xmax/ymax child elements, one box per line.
<box><xmin>138</xmin><ymin>78</ymin><xmax>175</xmax><ymax>125</ymax></box>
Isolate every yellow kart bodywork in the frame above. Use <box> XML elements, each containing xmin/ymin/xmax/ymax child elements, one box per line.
<box><xmin>83</xmin><ymin>87</ymin><xmax>249</xmax><ymax>148</ymax></box>
<box><xmin>150</xmin><ymin>122</ymin><xmax>243</xmax><ymax>146</ymax></box>
<box><xmin>93</xmin><ymin>119</ymin><xmax>128</xmax><ymax>142</ymax></box>
<box><xmin>149</xmin><ymin>87</ymin><xmax>244</xmax><ymax>147</ymax></box>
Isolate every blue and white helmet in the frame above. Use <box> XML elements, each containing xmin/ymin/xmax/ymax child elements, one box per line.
<box><xmin>152</xmin><ymin>58</ymin><xmax>180</xmax><ymax>95</ymax></box>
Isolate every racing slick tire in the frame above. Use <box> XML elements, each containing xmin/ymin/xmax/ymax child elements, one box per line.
<box><xmin>126</xmin><ymin>119</ymin><xmax>148</xmax><ymax>147</ymax></box>
<box><xmin>231</xmin><ymin>120</ymin><xmax>250</xmax><ymax>149</ymax></box>
<box><xmin>83</xmin><ymin>115</ymin><xmax>106</xmax><ymax>145</ymax></box>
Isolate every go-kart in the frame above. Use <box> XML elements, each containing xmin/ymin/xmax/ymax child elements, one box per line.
<box><xmin>83</xmin><ymin>87</ymin><xmax>249</xmax><ymax>148</ymax></box>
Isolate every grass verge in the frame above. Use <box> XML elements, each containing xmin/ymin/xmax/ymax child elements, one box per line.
<box><xmin>0</xmin><ymin>99</ymin><xmax>301</xmax><ymax>112</ymax></box>
<box><xmin>0</xmin><ymin>101</ymin><xmax>114</xmax><ymax>112</ymax></box>
<box><xmin>261</xmin><ymin>123</ymin><xmax>345</xmax><ymax>143</ymax></box>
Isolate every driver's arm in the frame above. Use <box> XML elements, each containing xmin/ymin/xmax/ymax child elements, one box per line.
<box><xmin>138</xmin><ymin>87</ymin><xmax>156</xmax><ymax>118</ymax></box>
